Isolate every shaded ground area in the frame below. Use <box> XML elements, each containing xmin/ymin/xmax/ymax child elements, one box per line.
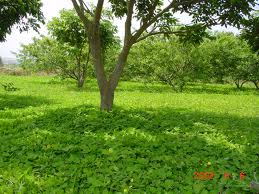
<box><xmin>0</xmin><ymin>94</ymin><xmax>52</xmax><ymax>110</ymax></box>
<box><xmin>1</xmin><ymin>105</ymin><xmax>258</xmax><ymax>193</ymax></box>
<box><xmin>0</xmin><ymin>76</ymin><xmax>258</xmax><ymax>193</ymax></box>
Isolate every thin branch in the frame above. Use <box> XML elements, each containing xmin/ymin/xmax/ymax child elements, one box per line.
<box><xmin>132</xmin><ymin>0</ymin><xmax>200</xmax><ymax>42</ymax></box>
<box><xmin>80</xmin><ymin>1</ymin><xmax>94</xmax><ymax>17</ymax></box>
<box><xmin>132</xmin><ymin>1</ymin><xmax>176</xmax><ymax>40</ymax></box>
<box><xmin>71</xmin><ymin>0</ymin><xmax>89</xmax><ymax>27</ymax></box>
<box><xmin>135</xmin><ymin>30</ymin><xmax>186</xmax><ymax>43</ymax></box>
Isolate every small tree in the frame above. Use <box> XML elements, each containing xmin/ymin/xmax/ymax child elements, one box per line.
<box><xmin>18</xmin><ymin>36</ymin><xmax>90</xmax><ymax>88</ymax></box>
<box><xmin>18</xmin><ymin>9</ymin><xmax>119</xmax><ymax>88</ymax></box>
<box><xmin>127</xmin><ymin>37</ymin><xmax>195</xmax><ymax>92</ymax></box>
<box><xmin>71</xmin><ymin>0</ymin><xmax>256</xmax><ymax>111</ymax></box>
<box><xmin>47</xmin><ymin>9</ymin><xmax>91</xmax><ymax>88</ymax></box>
<box><xmin>247</xmin><ymin>60</ymin><xmax>259</xmax><ymax>89</ymax></box>
<box><xmin>47</xmin><ymin>9</ymin><xmax>119</xmax><ymax>88</ymax></box>
<box><xmin>195</xmin><ymin>33</ymin><xmax>256</xmax><ymax>88</ymax></box>
<box><xmin>241</xmin><ymin>12</ymin><xmax>259</xmax><ymax>52</ymax></box>
<box><xmin>241</xmin><ymin>12</ymin><xmax>259</xmax><ymax>89</ymax></box>
<box><xmin>0</xmin><ymin>0</ymin><xmax>44</xmax><ymax>41</ymax></box>
<box><xmin>155</xmin><ymin>41</ymin><xmax>195</xmax><ymax>92</ymax></box>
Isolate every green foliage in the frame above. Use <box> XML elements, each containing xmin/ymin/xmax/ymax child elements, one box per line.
<box><xmin>195</xmin><ymin>33</ymin><xmax>257</xmax><ymax>87</ymax></box>
<box><xmin>241</xmin><ymin>12</ymin><xmax>259</xmax><ymax>52</ymax></box>
<box><xmin>178</xmin><ymin>24</ymin><xmax>208</xmax><ymax>44</ymax></box>
<box><xmin>247</xmin><ymin>61</ymin><xmax>259</xmax><ymax>89</ymax></box>
<box><xmin>127</xmin><ymin>33</ymin><xmax>258</xmax><ymax>90</ymax></box>
<box><xmin>17</xmin><ymin>36</ymin><xmax>90</xmax><ymax>85</ymax></box>
<box><xmin>48</xmin><ymin>9</ymin><xmax>119</xmax><ymax>51</ymax></box>
<box><xmin>152</xmin><ymin>38</ymin><xmax>196</xmax><ymax>92</ymax></box>
<box><xmin>127</xmin><ymin>37</ymin><xmax>196</xmax><ymax>91</ymax></box>
<box><xmin>48</xmin><ymin>9</ymin><xmax>87</xmax><ymax>48</ymax></box>
<box><xmin>17</xmin><ymin>9</ymin><xmax>120</xmax><ymax>88</ymax></box>
<box><xmin>0</xmin><ymin>0</ymin><xmax>44</xmax><ymax>42</ymax></box>
<box><xmin>182</xmin><ymin>0</ymin><xmax>256</xmax><ymax>28</ymax></box>
<box><xmin>0</xmin><ymin>82</ymin><xmax>19</xmax><ymax>91</ymax></box>
<box><xmin>0</xmin><ymin>75</ymin><xmax>258</xmax><ymax>193</ymax></box>
<box><xmin>107</xmin><ymin>0</ymin><xmax>257</xmax><ymax>43</ymax></box>
<box><xmin>125</xmin><ymin>38</ymin><xmax>158</xmax><ymax>81</ymax></box>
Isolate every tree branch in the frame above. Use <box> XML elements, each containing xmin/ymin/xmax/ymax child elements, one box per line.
<box><xmin>132</xmin><ymin>1</ymin><xmax>176</xmax><ymax>41</ymax></box>
<box><xmin>135</xmin><ymin>30</ymin><xmax>186</xmax><ymax>43</ymax></box>
<box><xmin>132</xmin><ymin>0</ymin><xmax>200</xmax><ymax>42</ymax></box>
<box><xmin>80</xmin><ymin>1</ymin><xmax>94</xmax><ymax>17</ymax></box>
<box><xmin>124</xmin><ymin>0</ymin><xmax>135</xmax><ymax>44</ymax></box>
<box><xmin>94</xmin><ymin>0</ymin><xmax>104</xmax><ymax>24</ymax></box>
<box><xmin>71</xmin><ymin>0</ymin><xmax>89</xmax><ymax>27</ymax></box>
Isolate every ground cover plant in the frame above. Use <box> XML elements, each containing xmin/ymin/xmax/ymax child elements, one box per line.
<box><xmin>0</xmin><ymin>75</ymin><xmax>258</xmax><ymax>193</ymax></box>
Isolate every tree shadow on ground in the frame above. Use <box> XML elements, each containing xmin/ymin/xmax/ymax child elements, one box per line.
<box><xmin>185</xmin><ymin>83</ymin><xmax>259</xmax><ymax>95</ymax></box>
<box><xmin>0</xmin><ymin>105</ymin><xmax>258</xmax><ymax>193</ymax></box>
<box><xmin>0</xmin><ymin>93</ymin><xmax>53</xmax><ymax>110</ymax></box>
<box><xmin>65</xmin><ymin>80</ymin><xmax>259</xmax><ymax>96</ymax></box>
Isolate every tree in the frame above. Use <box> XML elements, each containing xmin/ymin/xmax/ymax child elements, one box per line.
<box><xmin>127</xmin><ymin>37</ymin><xmax>195</xmax><ymax>92</ymax></box>
<box><xmin>17</xmin><ymin>9</ymin><xmax>118</xmax><ymax>88</ymax></box>
<box><xmin>0</xmin><ymin>56</ymin><xmax>3</xmax><ymax>67</ymax></box>
<box><xmin>196</xmin><ymin>33</ymin><xmax>257</xmax><ymax>88</ymax></box>
<box><xmin>154</xmin><ymin>40</ymin><xmax>195</xmax><ymax>92</ymax></box>
<box><xmin>47</xmin><ymin>9</ymin><xmax>90</xmax><ymax>88</ymax></box>
<box><xmin>17</xmin><ymin>36</ymin><xmax>91</xmax><ymax>88</ymax></box>
<box><xmin>240</xmin><ymin>12</ymin><xmax>259</xmax><ymax>89</ymax></box>
<box><xmin>71</xmin><ymin>0</ymin><xmax>256</xmax><ymax>111</ymax></box>
<box><xmin>0</xmin><ymin>0</ymin><xmax>44</xmax><ymax>41</ymax></box>
<box><xmin>47</xmin><ymin>9</ymin><xmax>119</xmax><ymax>88</ymax></box>
<box><xmin>241</xmin><ymin>12</ymin><xmax>259</xmax><ymax>52</ymax></box>
<box><xmin>125</xmin><ymin>38</ymin><xmax>160</xmax><ymax>81</ymax></box>
<box><xmin>247</xmin><ymin>60</ymin><xmax>259</xmax><ymax>89</ymax></box>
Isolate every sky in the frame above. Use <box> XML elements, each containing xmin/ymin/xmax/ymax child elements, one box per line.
<box><xmin>0</xmin><ymin>0</ymin><xmax>239</xmax><ymax>59</ymax></box>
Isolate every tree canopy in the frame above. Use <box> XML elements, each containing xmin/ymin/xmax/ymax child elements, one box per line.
<box><xmin>73</xmin><ymin>0</ymin><xmax>258</xmax><ymax>111</ymax></box>
<box><xmin>241</xmin><ymin>12</ymin><xmax>259</xmax><ymax>52</ymax></box>
<box><xmin>0</xmin><ymin>0</ymin><xmax>44</xmax><ymax>42</ymax></box>
<box><xmin>17</xmin><ymin>8</ymin><xmax>119</xmax><ymax>88</ymax></box>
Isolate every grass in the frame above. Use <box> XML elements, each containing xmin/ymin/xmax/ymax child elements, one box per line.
<box><xmin>0</xmin><ymin>75</ymin><xmax>258</xmax><ymax>193</ymax></box>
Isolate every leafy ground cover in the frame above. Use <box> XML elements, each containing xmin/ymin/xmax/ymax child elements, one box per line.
<box><xmin>0</xmin><ymin>75</ymin><xmax>258</xmax><ymax>193</ymax></box>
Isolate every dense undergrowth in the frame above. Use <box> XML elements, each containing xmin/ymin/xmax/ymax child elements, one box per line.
<box><xmin>0</xmin><ymin>75</ymin><xmax>258</xmax><ymax>193</ymax></box>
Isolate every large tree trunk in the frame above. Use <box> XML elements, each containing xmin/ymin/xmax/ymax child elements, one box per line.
<box><xmin>100</xmin><ymin>85</ymin><xmax>114</xmax><ymax>111</ymax></box>
<box><xmin>73</xmin><ymin>0</ymin><xmax>133</xmax><ymax>111</ymax></box>
<box><xmin>235</xmin><ymin>80</ymin><xmax>241</xmax><ymax>89</ymax></box>
<box><xmin>77</xmin><ymin>76</ymin><xmax>85</xmax><ymax>88</ymax></box>
<box><xmin>99</xmin><ymin>45</ymin><xmax>131</xmax><ymax>111</ymax></box>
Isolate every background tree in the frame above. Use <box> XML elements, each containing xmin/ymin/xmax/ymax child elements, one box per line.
<box><xmin>125</xmin><ymin>38</ymin><xmax>159</xmax><ymax>81</ymax></box>
<box><xmin>47</xmin><ymin>9</ymin><xmax>119</xmax><ymax>88</ymax></box>
<box><xmin>17</xmin><ymin>36</ymin><xmax>91</xmax><ymax>88</ymax></box>
<box><xmin>17</xmin><ymin>9</ymin><xmax>119</xmax><ymax>88</ymax></box>
<box><xmin>71</xmin><ymin>0</ymin><xmax>256</xmax><ymax>111</ymax></box>
<box><xmin>0</xmin><ymin>0</ymin><xmax>44</xmax><ymax>42</ymax></box>
<box><xmin>154</xmin><ymin>40</ymin><xmax>195</xmax><ymax>92</ymax></box>
<box><xmin>195</xmin><ymin>33</ymin><xmax>256</xmax><ymax>88</ymax></box>
<box><xmin>241</xmin><ymin>12</ymin><xmax>259</xmax><ymax>89</ymax></box>
<box><xmin>247</xmin><ymin>61</ymin><xmax>259</xmax><ymax>89</ymax></box>
<box><xmin>127</xmin><ymin>37</ymin><xmax>195</xmax><ymax>92</ymax></box>
<box><xmin>47</xmin><ymin>9</ymin><xmax>90</xmax><ymax>88</ymax></box>
<box><xmin>0</xmin><ymin>56</ymin><xmax>3</xmax><ymax>67</ymax></box>
<box><xmin>241</xmin><ymin>12</ymin><xmax>259</xmax><ymax>52</ymax></box>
